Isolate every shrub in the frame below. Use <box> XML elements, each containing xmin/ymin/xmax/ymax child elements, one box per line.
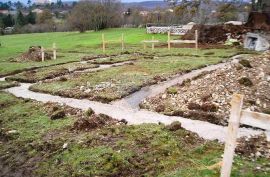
<box><xmin>167</xmin><ymin>87</ymin><xmax>178</xmax><ymax>94</ymax></box>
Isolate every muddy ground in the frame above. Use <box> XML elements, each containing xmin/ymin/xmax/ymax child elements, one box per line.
<box><xmin>1</xmin><ymin>92</ymin><xmax>269</xmax><ymax>177</ymax></box>
<box><xmin>141</xmin><ymin>52</ymin><xmax>270</xmax><ymax>126</ymax></box>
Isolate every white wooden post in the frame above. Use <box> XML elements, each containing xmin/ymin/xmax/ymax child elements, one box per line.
<box><xmin>195</xmin><ymin>30</ymin><xmax>198</xmax><ymax>50</ymax></box>
<box><xmin>53</xmin><ymin>43</ymin><xmax>56</xmax><ymax>60</ymax></box>
<box><xmin>41</xmin><ymin>47</ymin><xmax>44</xmax><ymax>62</ymax></box>
<box><xmin>121</xmin><ymin>33</ymin><xmax>124</xmax><ymax>51</ymax></box>
<box><xmin>220</xmin><ymin>94</ymin><xmax>244</xmax><ymax>177</ymax></box>
<box><xmin>143</xmin><ymin>39</ymin><xmax>146</xmax><ymax>50</ymax></box>
<box><xmin>168</xmin><ymin>31</ymin><xmax>171</xmax><ymax>50</ymax></box>
<box><xmin>152</xmin><ymin>36</ymin><xmax>155</xmax><ymax>51</ymax></box>
<box><xmin>102</xmin><ymin>33</ymin><xmax>105</xmax><ymax>53</ymax></box>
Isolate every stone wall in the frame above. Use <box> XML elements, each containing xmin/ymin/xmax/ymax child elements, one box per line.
<box><xmin>146</xmin><ymin>25</ymin><xmax>194</xmax><ymax>35</ymax></box>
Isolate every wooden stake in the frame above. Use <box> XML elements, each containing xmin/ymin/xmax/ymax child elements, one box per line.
<box><xmin>195</xmin><ymin>30</ymin><xmax>198</xmax><ymax>50</ymax></box>
<box><xmin>168</xmin><ymin>31</ymin><xmax>171</xmax><ymax>50</ymax></box>
<box><xmin>41</xmin><ymin>47</ymin><xmax>44</xmax><ymax>62</ymax></box>
<box><xmin>121</xmin><ymin>33</ymin><xmax>124</xmax><ymax>51</ymax></box>
<box><xmin>102</xmin><ymin>33</ymin><xmax>105</xmax><ymax>53</ymax></box>
<box><xmin>144</xmin><ymin>39</ymin><xmax>146</xmax><ymax>50</ymax></box>
<box><xmin>53</xmin><ymin>43</ymin><xmax>56</xmax><ymax>60</ymax></box>
<box><xmin>152</xmin><ymin>36</ymin><xmax>155</xmax><ymax>51</ymax></box>
<box><xmin>220</xmin><ymin>94</ymin><xmax>244</xmax><ymax>177</ymax></box>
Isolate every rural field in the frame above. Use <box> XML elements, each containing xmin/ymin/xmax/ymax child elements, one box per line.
<box><xmin>0</xmin><ymin>28</ymin><xmax>269</xmax><ymax>177</ymax></box>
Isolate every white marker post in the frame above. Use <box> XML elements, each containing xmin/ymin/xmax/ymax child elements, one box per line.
<box><xmin>220</xmin><ymin>94</ymin><xmax>243</xmax><ymax>177</ymax></box>
<box><xmin>41</xmin><ymin>47</ymin><xmax>44</xmax><ymax>62</ymax></box>
<box><xmin>53</xmin><ymin>43</ymin><xmax>56</xmax><ymax>60</ymax></box>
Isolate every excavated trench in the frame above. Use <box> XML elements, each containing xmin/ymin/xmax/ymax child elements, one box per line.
<box><xmin>1</xmin><ymin>55</ymin><xmax>268</xmax><ymax>142</ymax></box>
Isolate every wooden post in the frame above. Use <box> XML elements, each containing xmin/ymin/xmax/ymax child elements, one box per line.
<box><xmin>220</xmin><ymin>94</ymin><xmax>244</xmax><ymax>177</ymax></box>
<box><xmin>102</xmin><ymin>33</ymin><xmax>105</xmax><ymax>53</ymax></box>
<box><xmin>168</xmin><ymin>31</ymin><xmax>171</xmax><ymax>50</ymax></box>
<box><xmin>195</xmin><ymin>30</ymin><xmax>198</xmax><ymax>50</ymax></box>
<box><xmin>53</xmin><ymin>43</ymin><xmax>56</xmax><ymax>60</ymax></box>
<box><xmin>143</xmin><ymin>39</ymin><xmax>146</xmax><ymax>50</ymax></box>
<box><xmin>121</xmin><ymin>33</ymin><xmax>124</xmax><ymax>51</ymax></box>
<box><xmin>41</xmin><ymin>47</ymin><xmax>44</xmax><ymax>62</ymax></box>
<box><xmin>152</xmin><ymin>36</ymin><xmax>155</xmax><ymax>51</ymax></box>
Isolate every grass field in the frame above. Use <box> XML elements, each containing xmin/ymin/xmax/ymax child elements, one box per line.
<box><xmin>0</xmin><ymin>28</ymin><xmax>266</xmax><ymax>176</ymax></box>
<box><xmin>0</xmin><ymin>28</ymin><xmax>251</xmax><ymax>76</ymax></box>
<box><xmin>0</xmin><ymin>28</ymin><xmax>172</xmax><ymax>76</ymax></box>
<box><xmin>0</xmin><ymin>92</ymin><xmax>268</xmax><ymax>177</ymax></box>
<box><xmin>0</xmin><ymin>28</ymin><xmax>169</xmax><ymax>59</ymax></box>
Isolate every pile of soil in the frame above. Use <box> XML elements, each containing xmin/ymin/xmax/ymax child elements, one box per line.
<box><xmin>72</xmin><ymin>113</ymin><xmax>125</xmax><ymax>131</ymax></box>
<box><xmin>245</xmin><ymin>12</ymin><xmax>270</xmax><ymax>31</ymax></box>
<box><xmin>20</xmin><ymin>46</ymin><xmax>52</xmax><ymax>62</ymax></box>
<box><xmin>43</xmin><ymin>102</ymin><xmax>83</xmax><ymax>120</ymax></box>
<box><xmin>182</xmin><ymin>24</ymin><xmax>250</xmax><ymax>44</ymax></box>
<box><xmin>141</xmin><ymin>52</ymin><xmax>270</xmax><ymax>126</ymax></box>
<box><xmin>236</xmin><ymin>134</ymin><xmax>270</xmax><ymax>159</ymax></box>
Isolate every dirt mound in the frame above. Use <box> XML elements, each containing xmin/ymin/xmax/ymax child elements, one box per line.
<box><xmin>20</xmin><ymin>46</ymin><xmax>52</xmax><ymax>62</ymax></box>
<box><xmin>236</xmin><ymin>134</ymin><xmax>270</xmax><ymax>159</ymax></box>
<box><xmin>44</xmin><ymin>102</ymin><xmax>83</xmax><ymax>119</ymax></box>
<box><xmin>182</xmin><ymin>24</ymin><xmax>250</xmax><ymax>44</ymax></box>
<box><xmin>245</xmin><ymin>12</ymin><xmax>270</xmax><ymax>31</ymax></box>
<box><xmin>72</xmin><ymin>113</ymin><xmax>124</xmax><ymax>131</ymax></box>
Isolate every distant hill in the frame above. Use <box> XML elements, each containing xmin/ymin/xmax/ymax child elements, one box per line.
<box><xmin>3</xmin><ymin>0</ymin><xmax>169</xmax><ymax>9</ymax></box>
<box><xmin>123</xmin><ymin>1</ymin><xmax>170</xmax><ymax>9</ymax></box>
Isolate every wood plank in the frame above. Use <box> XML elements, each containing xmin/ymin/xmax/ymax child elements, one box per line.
<box><xmin>141</xmin><ymin>40</ymin><xmax>160</xmax><ymax>43</ymax></box>
<box><xmin>169</xmin><ymin>40</ymin><xmax>196</xmax><ymax>44</ymax></box>
<box><xmin>220</xmin><ymin>94</ymin><xmax>244</xmax><ymax>177</ymax></box>
<box><xmin>240</xmin><ymin>110</ymin><xmax>270</xmax><ymax>130</ymax></box>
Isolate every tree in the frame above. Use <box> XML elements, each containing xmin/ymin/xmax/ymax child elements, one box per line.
<box><xmin>14</xmin><ymin>1</ymin><xmax>24</xmax><ymax>10</ymax></box>
<box><xmin>56</xmin><ymin>0</ymin><xmax>63</xmax><ymax>8</ymax></box>
<box><xmin>2</xmin><ymin>14</ymin><xmax>14</xmax><ymax>27</ymax></box>
<box><xmin>26</xmin><ymin>11</ymin><xmax>36</xmax><ymax>24</ymax></box>
<box><xmin>216</xmin><ymin>3</ymin><xmax>238</xmax><ymax>22</ymax></box>
<box><xmin>37</xmin><ymin>9</ymin><xmax>53</xmax><ymax>24</ymax></box>
<box><xmin>16</xmin><ymin>11</ymin><xmax>26</xmax><ymax>26</ymax></box>
<box><xmin>27</xmin><ymin>0</ymin><xmax>31</xmax><ymax>7</ymax></box>
<box><xmin>68</xmin><ymin>1</ymin><xmax>121</xmax><ymax>32</ymax></box>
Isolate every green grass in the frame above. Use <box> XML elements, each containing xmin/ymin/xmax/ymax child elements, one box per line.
<box><xmin>6</xmin><ymin>62</ymin><xmax>98</xmax><ymax>82</ymax></box>
<box><xmin>0</xmin><ymin>28</ymin><xmax>170</xmax><ymax>61</ymax></box>
<box><xmin>1</xmin><ymin>28</ymin><xmax>252</xmax><ymax>76</ymax></box>
<box><xmin>0</xmin><ymin>92</ymin><xmax>268</xmax><ymax>176</ymax></box>
<box><xmin>0</xmin><ymin>80</ymin><xmax>19</xmax><ymax>89</ymax></box>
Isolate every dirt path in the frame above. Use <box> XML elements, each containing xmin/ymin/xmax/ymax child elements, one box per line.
<box><xmin>5</xmin><ymin>83</ymin><xmax>264</xmax><ymax>142</ymax></box>
<box><xmin>111</xmin><ymin>60</ymin><xmax>236</xmax><ymax>110</ymax></box>
<box><xmin>3</xmin><ymin>54</ymin><xmax>268</xmax><ymax>142</ymax></box>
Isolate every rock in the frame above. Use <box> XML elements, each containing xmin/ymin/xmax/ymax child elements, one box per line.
<box><xmin>50</xmin><ymin>110</ymin><xmax>65</xmax><ymax>120</ymax></box>
<box><xmin>155</xmin><ymin>104</ymin><xmax>165</xmax><ymax>112</ymax></box>
<box><xmin>238</xmin><ymin>77</ymin><xmax>253</xmax><ymax>87</ymax></box>
<box><xmin>84</xmin><ymin>89</ymin><xmax>91</xmax><ymax>93</ymax></box>
<box><xmin>239</xmin><ymin>59</ymin><xmax>252</xmax><ymax>68</ymax></box>
<box><xmin>85</xmin><ymin>108</ymin><xmax>95</xmax><ymax>116</ymax></box>
<box><xmin>166</xmin><ymin>121</ymin><xmax>182</xmax><ymax>131</ymax></box>
<box><xmin>120</xmin><ymin>119</ymin><xmax>128</xmax><ymax>124</ymax></box>
<box><xmin>63</xmin><ymin>143</ymin><xmax>68</xmax><ymax>149</ymax></box>
<box><xmin>7</xmin><ymin>130</ymin><xmax>18</xmax><ymax>134</ymax></box>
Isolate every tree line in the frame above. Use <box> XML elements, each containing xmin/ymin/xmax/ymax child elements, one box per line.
<box><xmin>0</xmin><ymin>0</ymin><xmax>254</xmax><ymax>34</ymax></box>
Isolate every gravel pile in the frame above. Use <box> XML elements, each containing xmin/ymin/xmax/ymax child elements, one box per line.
<box><xmin>141</xmin><ymin>52</ymin><xmax>270</xmax><ymax>126</ymax></box>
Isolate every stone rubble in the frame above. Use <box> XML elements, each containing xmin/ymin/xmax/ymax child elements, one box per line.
<box><xmin>141</xmin><ymin>52</ymin><xmax>270</xmax><ymax>126</ymax></box>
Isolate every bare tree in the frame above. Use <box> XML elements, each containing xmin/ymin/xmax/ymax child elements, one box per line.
<box><xmin>68</xmin><ymin>0</ymin><xmax>121</xmax><ymax>33</ymax></box>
